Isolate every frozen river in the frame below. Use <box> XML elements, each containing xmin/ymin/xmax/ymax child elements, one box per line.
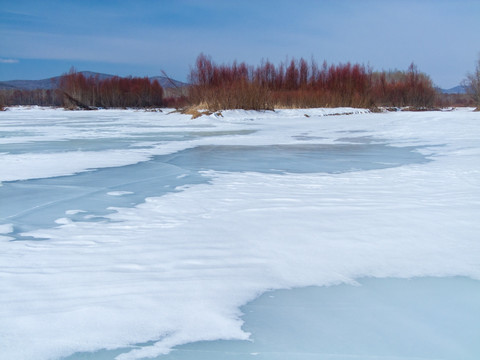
<box><xmin>1</xmin><ymin>107</ymin><xmax>479</xmax><ymax>359</ymax></box>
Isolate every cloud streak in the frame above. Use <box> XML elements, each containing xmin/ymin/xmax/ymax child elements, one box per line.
<box><xmin>0</xmin><ymin>58</ymin><xmax>19</xmax><ymax>64</ymax></box>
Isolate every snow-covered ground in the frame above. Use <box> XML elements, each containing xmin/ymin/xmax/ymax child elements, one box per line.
<box><xmin>1</xmin><ymin>106</ymin><xmax>479</xmax><ymax>359</ymax></box>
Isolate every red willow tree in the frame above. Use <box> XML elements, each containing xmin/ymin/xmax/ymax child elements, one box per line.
<box><xmin>188</xmin><ymin>54</ymin><xmax>437</xmax><ymax>110</ymax></box>
<box><xmin>188</xmin><ymin>54</ymin><xmax>271</xmax><ymax>110</ymax></box>
<box><xmin>59</xmin><ymin>68</ymin><xmax>164</xmax><ymax>109</ymax></box>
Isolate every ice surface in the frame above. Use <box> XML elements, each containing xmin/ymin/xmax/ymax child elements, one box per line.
<box><xmin>159</xmin><ymin>143</ymin><xmax>430</xmax><ymax>174</ymax></box>
<box><xmin>1</xmin><ymin>107</ymin><xmax>479</xmax><ymax>360</ymax></box>
<box><xmin>61</xmin><ymin>277</ymin><xmax>480</xmax><ymax>360</ymax></box>
<box><xmin>134</xmin><ymin>277</ymin><xmax>480</xmax><ymax>360</ymax></box>
<box><xmin>0</xmin><ymin>160</ymin><xmax>204</xmax><ymax>235</ymax></box>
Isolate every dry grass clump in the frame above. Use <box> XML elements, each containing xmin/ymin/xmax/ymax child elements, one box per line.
<box><xmin>181</xmin><ymin>106</ymin><xmax>212</xmax><ymax>119</ymax></box>
<box><xmin>174</xmin><ymin>104</ymin><xmax>225</xmax><ymax>119</ymax></box>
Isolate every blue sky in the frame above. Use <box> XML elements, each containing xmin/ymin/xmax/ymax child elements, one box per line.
<box><xmin>1</xmin><ymin>0</ymin><xmax>479</xmax><ymax>88</ymax></box>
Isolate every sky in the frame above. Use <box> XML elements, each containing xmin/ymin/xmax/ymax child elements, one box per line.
<box><xmin>1</xmin><ymin>0</ymin><xmax>479</xmax><ymax>88</ymax></box>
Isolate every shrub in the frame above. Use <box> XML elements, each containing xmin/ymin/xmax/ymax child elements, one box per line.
<box><xmin>188</xmin><ymin>54</ymin><xmax>272</xmax><ymax>110</ymax></box>
<box><xmin>370</xmin><ymin>64</ymin><xmax>436</xmax><ymax>108</ymax></box>
<box><xmin>435</xmin><ymin>93</ymin><xmax>475</xmax><ymax>108</ymax></box>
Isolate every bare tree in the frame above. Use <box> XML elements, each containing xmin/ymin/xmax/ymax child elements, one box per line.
<box><xmin>465</xmin><ymin>55</ymin><xmax>480</xmax><ymax>110</ymax></box>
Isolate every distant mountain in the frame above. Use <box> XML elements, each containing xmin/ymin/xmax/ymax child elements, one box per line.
<box><xmin>149</xmin><ymin>76</ymin><xmax>187</xmax><ymax>89</ymax></box>
<box><xmin>0</xmin><ymin>76</ymin><xmax>62</xmax><ymax>90</ymax></box>
<box><xmin>0</xmin><ymin>71</ymin><xmax>187</xmax><ymax>91</ymax></box>
<box><xmin>438</xmin><ymin>85</ymin><xmax>467</xmax><ymax>94</ymax></box>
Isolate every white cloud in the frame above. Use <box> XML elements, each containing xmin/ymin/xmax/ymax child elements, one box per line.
<box><xmin>0</xmin><ymin>58</ymin><xmax>19</xmax><ymax>64</ymax></box>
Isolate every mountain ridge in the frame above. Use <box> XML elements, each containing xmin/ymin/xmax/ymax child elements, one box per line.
<box><xmin>439</xmin><ymin>85</ymin><xmax>466</xmax><ymax>94</ymax></box>
<box><xmin>0</xmin><ymin>71</ymin><xmax>187</xmax><ymax>91</ymax></box>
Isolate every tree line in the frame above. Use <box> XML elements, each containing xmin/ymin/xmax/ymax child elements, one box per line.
<box><xmin>59</xmin><ymin>69</ymin><xmax>164</xmax><ymax>109</ymax></box>
<box><xmin>1</xmin><ymin>55</ymin><xmax>480</xmax><ymax>111</ymax></box>
<box><xmin>0</xmin><ymin>69</ymin><xmax>164</xmax><ymax>110</ymax></box>
<box><xmin>189</xmin><ymin>54</ymin><xmax>438</xmax><ymax>110</ymax></box>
